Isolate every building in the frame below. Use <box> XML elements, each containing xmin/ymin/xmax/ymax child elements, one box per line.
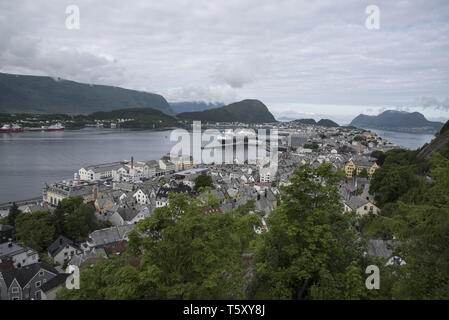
<box><xmin>43</xmin><ymin>182</ymin><xmax>108</xmax><ymax>206</ymax></box>
<box><xmin>79</xmin><ymin>162</ymin><xmax>124</xmax><ymax>181</ymax></box>
<box><xmin>0</xmin><ymin>262</ymin><xmax>61</xmax><ymax>300</ymax></box>
<box><xmin>344</xmin><ymin>196</ymin><xmax>380</xmax><ymax>216</ymax></box>
<box><xmin>0</xmin><ymin>242</ymin><xmax>39</xmax><ymax>268</ymax></box>
<box><xmin>47</xmin><ymin>236</ymin><xmax>82</xmax><ymax>266</ymax></box>
<box><xmin>344</xmin><ymin>160</ymin><xmax>379</xmax><ymax>178</ymax></box>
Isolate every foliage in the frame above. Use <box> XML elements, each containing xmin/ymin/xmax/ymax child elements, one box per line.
<box><xmin>58</xmin><ymin>193</ymin><xmax>260</xmax><ymax>300</ymax></box>
<box><xmin>252</xmin><ymin>164</ymin><xmax>367</xmax><ymax>299</ymax></box>
<box><xmin>6</xmin><ymin>202</ymin><xmax>21</xmax><ymax>227</ymax></box>
<box><xmin>15</xmin><ymin>211</ymin><xmax>55</xmax><ymax>252</ymax></box>
<box><xmin>194</xmin><ymin>174</ymin><xmax>213</xmax><ymax>191</ymax></box>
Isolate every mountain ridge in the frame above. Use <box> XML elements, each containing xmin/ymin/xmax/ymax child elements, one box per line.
<box><xmin>0</xmin><ymin>72</ymin><xmax>174</xmax><ymax>115</ymax></box>
<box><xmin>350</xmin><ymin>110</ymin><xmax>444</xmax><ymax>133</ymax></box>
<box><xmin>177</xmin><ymin>99</ymin><xmax>276</xmax><ymax>123</ymax></box>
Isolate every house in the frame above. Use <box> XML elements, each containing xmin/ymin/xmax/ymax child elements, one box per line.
<box><xmin>367</xmin><ymin>239</ymin><xmax>405</xmax><ymax>266</ymax></box>
<box><xmin>344</xmin><ymin>159</ymin><xmax>379</xmax><ymax>178</ymax></box>
<box><xmin>109</xmin><ymin>206</ymin><xmax>150</xmax><ymax>226</ymax></box>
<box><xmin>94</xmin><ymin>196</ymin><xmax>116</xmax><ymax>213</ymax></box>
<box><xmin>0</xmin><ymin>242</ymin><xmax>39</xmax><ymax>268</ymax></box>
<box><xmin>86</xmin><ymin>225</ymin><xmax>135</xmax><ymax>248</ymax></box>
<box><xmin>0</xmin><ymin>262</ymin><xmax>61</xmax><ymax>300</ymax></box>
<box><xmin>78</xmin><ymin>162</ymin><xmax>124</xmax><ymax>181</ymax></box>
<box><xmin>344</xmin><ymin>196</ymin><xmax>380</xmax><ymax>216</ymax></box>
<box><xmin>158</xmin><ymin>159</ymin><xmax>176</xmax><ymax>175</ymax></box>
<box><xmin>47</xmin><ymin>236</ymin><xmax>82</xmax><ymax>266</ymax></box>
<box><xmin>0</xmin><ymin>225</ymin><xmax>15</xmax><ymax>244</ymax></box>
<box><xmin>40</xmin><ymin>273</ymin><xmax>70</xmax><ymax>300</ymax></box>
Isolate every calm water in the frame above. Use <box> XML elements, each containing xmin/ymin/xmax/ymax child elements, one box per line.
<box><xmin>365</xmin><ymin>128</ymin><xmax>435</xmax><ymax>150</ymax></box>
<box><xmin>0</xmin><ymin>128</ymin><xmax>177</xmax><ymax>203</ymax></box>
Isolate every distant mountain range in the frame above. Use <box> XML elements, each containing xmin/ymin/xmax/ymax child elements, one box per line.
<box><xmin>0</xmin><ymin>72</ymin><xmax>174</xmax><ymax>115</ymax></box>
<box><xmin>169</xmin><ymin>101</ymin><xmax>225</xmax><ymax>114</ymax></box>
<box><xmin>350</xmin><ymin>110</ymin><xmax>444</xmax><ymax>133</ymax></box>
<box><xmin>177</xmin><ymin>99</ymin><xmax>276</xmax><ymax>123</ymax></box>
<box><xmin>291</xmin><ymin>118</ymin><xmax>340</xmax><ymax>127</ymax></box>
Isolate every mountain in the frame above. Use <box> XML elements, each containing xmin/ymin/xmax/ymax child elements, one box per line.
<box><xmin>293</xmin><ymin>118</ymin><xmax>317</xmax><ymax>125</ymax></box>
<box><xmin>350</xmin><ymin>110</ymin><xmax>444</xmax><ymax>133</ymax></box>
<box><xmin>317</xmin><ymin>119</ymin><xmax>339</xmax><ymax>127</ymax></box>
<box><xmin>0</xmin><ymin>72</ymin><xmax>174</xmax><ymax>115</ymax></box>
<box><xmin>417</xmin><ymin>120</ymin><xmax>449</xmax><ymax>160</ymax></box>
<box><xmin>169</xmin><ymin>101</ymin><xmax>225</xmax><ymax>114</ymax></box>
<box><xmin>177</xmin><ymin>99</ymin><xmax>276</xmax><ymax>123</ymax></box>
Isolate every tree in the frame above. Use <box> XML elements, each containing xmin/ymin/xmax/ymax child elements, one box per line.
<box><xmin>359</xmin><ymin>168</ymin><xmax>368</xmax><ymax>179</ymax></box>
<box><xmin>194</xmin><ymin>174</ymin><xmax>213</xmax><ymax>191</ymax></box>
<box><xmin>58</xmin><ymin>193</ymin><xmax>260</xmax><ymax>300</ymax></box>
<box><xmin>53</xmin><ymin>197</ymin><xmax>101</xmax><ymax>241</ymax></box>
<box><xmin>252</xmin><ymin>164</ymin><xmax>367</xmax><ymax>299</ymax></box>
<box><xmin>6</xmin><ymin>202</ymin><xmax>21</xmax><ymax>227</ymax></box>
<box><xmin>15</xmin><ymin>211</ymin><xmax>55</xmax><ymax>252</ymax></box>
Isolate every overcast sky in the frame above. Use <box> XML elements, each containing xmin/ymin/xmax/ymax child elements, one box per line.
<box><xmin>1</xmin><ymin>0</ymin><xmax>448</xmax><ymax>124</ymax></box>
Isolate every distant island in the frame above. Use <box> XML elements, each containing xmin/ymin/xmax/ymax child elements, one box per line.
<box><xmin>177</xmin><ymin>99</ymin><xmax>277</xmax><ymax>123</ymax></box>
<box><xmin>0</xmin><ymin>72</ymin><xmax>174</xmax><ymax>115</ymax></box>
<box><xmin>350</xmin><ymin>110</ymin><xmax>444</xmax><ymax>134</ymax></box>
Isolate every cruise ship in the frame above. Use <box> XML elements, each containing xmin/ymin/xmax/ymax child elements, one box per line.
<box><xmin>0</xmin><ymin>123</ymin><xmax>23</xmax><ymax>133</ymax></box>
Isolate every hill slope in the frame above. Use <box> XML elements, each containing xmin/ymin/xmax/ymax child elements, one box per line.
<box><xmin>0</xmin><ymin>73</ymin><xmax>174</xmax><ymax>115</ymax></box>
<box><xmin>350</xmin><ymin>110</ymin><xmax>443</xmax><ymax>133</ymax></box>
<box><xmin>177</xmin><ymin>99</ymin><xmax>276</xmax><ymax>123</ymax></box>
<box><xmin>417</xmin><ymin>120</ymin><xmax>449</xmax><ymax>160</ymax></box>
<box><xmin>169</xmin><ymin>101</ymin><xmax>225</xmax><ymax>114</ymax></box>
<box><xmin>317</xmin><ymin>119</ymin><xmax>339</xmax><ymax>127</ymax></box>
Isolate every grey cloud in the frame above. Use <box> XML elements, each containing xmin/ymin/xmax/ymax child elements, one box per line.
<box><xmin>0</xmin><ymin>0</ymin><xmax>448</xmax><ymax>113</ymax></box>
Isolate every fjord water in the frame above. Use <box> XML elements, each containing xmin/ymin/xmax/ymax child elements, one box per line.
<box><xmin>0</xmin><ymin>128</ymin><xmax>177</xmax><ymax>203</ymax></box>
<box><xmin>366</xmin><ymin>128</ymin><xmax>435</xmax><ymax>150</ymax></box>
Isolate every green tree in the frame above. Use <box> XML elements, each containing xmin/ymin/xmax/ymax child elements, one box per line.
<box><xmin>59</xmin><ymin>193</ymin><xmax>260</xmax><ymax>300</ymax></box>
<box><xmin>6</xmin><ymin>202</ymin><xmax>21</xmax><ymax>227</ymax></box>
<box><xmin>359</xmin><ymin>168</ymin><xmax>368</xmax><ymax>179</ymax></box>
<box><xmin>253</xmin><ymin>164</ymin><xmax>366</xmax><ymax>299</ymax></box>
<box><xmin>194</xmin><ymin>174</ymin><xmax>213</xmax><ymax>191</ymax></box>
<box><xmin>15</xmin><ymin>211</ymin><xmax>55</xmax><ymax>252</ymax></box>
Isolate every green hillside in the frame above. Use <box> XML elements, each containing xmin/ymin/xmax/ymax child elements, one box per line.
<box><xmin>0</xmin><ymin>72</ymin><xmax>174</xmax><ymax>115</ymax></box>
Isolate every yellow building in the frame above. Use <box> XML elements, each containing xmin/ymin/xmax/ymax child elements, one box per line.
<box><xmin>345</xmin><ymin>160</ymin><xmax>379</xmax><ymax>178</ymax></box>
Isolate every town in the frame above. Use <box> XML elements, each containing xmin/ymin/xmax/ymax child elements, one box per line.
<box><xmin>0</xmin><ymin>121</ymin><xmax>399</xmax><ymax>300</ymax></box>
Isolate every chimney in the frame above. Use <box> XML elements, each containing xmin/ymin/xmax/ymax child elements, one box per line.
<box><xmin>59</xmin><ymin>237</ymin><xmax>63</xmax><ymax>245</ymax></box>
<box><xmin>131</xmin><ymin>156</ymin><xmax>134</xmax><ymax>169</ymax></box>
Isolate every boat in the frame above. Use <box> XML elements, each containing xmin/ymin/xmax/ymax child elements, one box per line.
<box><xmin>0</xmin><ymin>123</ymin><xmax>23</xmax><ymax>133</ymax></box>
<box><xmin>45</xmin><ymin>123</ymin><xmax>65</xmax><ymax>131</ymax></box>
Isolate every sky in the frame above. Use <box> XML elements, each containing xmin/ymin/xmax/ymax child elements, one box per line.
<box><xmin>0</xmin><ymin>0</ymin><xmax>448</xmax><ymax>124</ymax></box>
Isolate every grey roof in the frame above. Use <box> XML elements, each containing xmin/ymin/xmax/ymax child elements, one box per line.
<box><xmin>345</xmin><ymin>196</ymin><xmax>369</xmax><ymax>210</ymax></box>
<box><xmin>40</xmin><ymin>273</ymin><xmax>70</xmax><ymax>293</ymax></box>
<box><xmin>47</xmin><ymin>235</ymin><xmax>79</xmax><ymax>258</ymax></box>
<box><xmin>0</xmin><ymin>262</ymin><xmax>58</xmax><ymax>288</ymax></box>
<box><xmin>367</xmin><ymin>239</ymin><xmax>394</xmax><ymax>259</ymax></box>
<box><xmin>88</xmin><ymin>225</ymin><xmax>135</xmax><ymax>246</ymax></box>
<box><xmin>0</xmin><ymin>242</ymin><xmax>34</xmax><ymax>259</ymax></box>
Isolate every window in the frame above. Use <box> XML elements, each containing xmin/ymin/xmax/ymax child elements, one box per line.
<box><xmin>35</xmin><ymin>281</ymin><xmax>41</xmax><ymax>288</ymax></box>
<box><xmin>39</xmin><ymin>271</ymin><xmax>44</xmax><ymax>276</ymax></box>
<box><xmin>11</xmin><ymin>287</ymin><xmax>19</xmax><ymax>293</ymax></box>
